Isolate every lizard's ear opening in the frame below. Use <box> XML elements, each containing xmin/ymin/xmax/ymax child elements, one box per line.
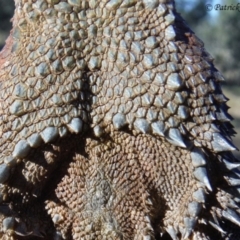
<box><xmin>0</xmin><ymin>0</ymin><xmax>15</xmax><ymax>51</ymax></box>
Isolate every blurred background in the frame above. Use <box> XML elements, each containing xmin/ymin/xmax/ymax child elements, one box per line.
<box><xmin>0</xmin><ymin>0</ymin><xmax>14</xmax><ymax>49</ymax></box>
<box><xmin>0</xmin><ymin>0</ymin><xmax>239</xmax><ymax>157</ymax></box>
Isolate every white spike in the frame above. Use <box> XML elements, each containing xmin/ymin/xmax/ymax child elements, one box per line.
<box><xmin>113</xmin><ymin>113</ymin><xmax>127</xmax><ymax>130</ymax></box>
<box><xmin>93</xmin><ymin>125</ymin><xmax>104</xmax><ymax>137</ymax></box>
<box><xmin>188</xmin><ymin>201</ymin><xmax>202</xmax><ymax>217</ymax></box>
<box><xmin>193</xmin><ymin>167</ymin><xmax>212</xmax><ymax>191</ymax></box>
<box><xmin>134</xmin><ymin>118</ymin><xmax>150</xmax><ymax>134</ymax></box>
<box><xmin>212</xmin><ymin>133</ymin><xmax>237</xmax><ymax>152</ymax></box>
<box><xmin>223</xmin><ymin>159</ymin><xmax>240</xmax><ymax>170</ymax></box>
<box><xmin>208</xmin><ymin>221</ymin><xmax>226</xmax><ymax>234</ymax></box>
<box><xmin>183</xmin><ymin>217</ymin><xmax>196</xmax><ymax>239</ymax></box>
<box><xmin>27</xmin><ymin>133</ymin><xmax>42</xmax><ymax>147</ymax></box>
<box><xmin>151</xmin><ymin>121</ymin><xmax>165</xmax><ymax>136</ymax></box>
<box><xmin>192</xmin><ymin>188</ymin><xmax>206</xmax><ymax>203</ymax></box>
<box><xmin>225</xmin><ymin>176</ymin><xmax>240</xmax><ymax>186</ymax></box>
<box><xmin>222</xmin><ymin>208</ymin><xmax>240</xmax><ymax>227</ymax></box>
<box><xmin>52</xmin><ymin>214</ymin><xmax>62</xmax><ymax>224</ymax></box>
<box><xmin>190</xmin><ymin>148</ymin><xmax>206</xmax><ymax>167</ymax></box>
<box><xmin>13</xmin><ymin>140</ymin><xmax>31</xmax><ymax>158</ymax></box>
<box><xmin>67</xmin><ymin>118</ymin><xmax>83</xmax><ymax>133</ymax></box>
<box><xmin>166</xmin><ymin>128</ymin><xmax>187</xmax><ymax>148</ymax></box>
<box><xmin>166</xmin><ymin>226</ymin><xmax>179</xmax><ymax>240</ymax></box>
<box><xmin>40</xmin><ymin>127</ymin><xmax>59</xmax><ymax>143</ymax></box>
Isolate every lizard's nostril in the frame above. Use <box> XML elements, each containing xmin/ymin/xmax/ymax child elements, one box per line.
<box><xmin>0</xmin><ymin>0</ymin><xmax>15</xmax><ymax>51</ymax></box>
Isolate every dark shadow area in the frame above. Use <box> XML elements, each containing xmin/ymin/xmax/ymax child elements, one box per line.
<box><xmin>0</xmin><ymin>0</ymin><xmax>14</xmax><ymax>50</ymax></box>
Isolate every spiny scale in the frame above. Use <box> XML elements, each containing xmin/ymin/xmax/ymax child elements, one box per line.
<box><xmin>0</xmin><ymin>0</ymin><xmax>239</xmax><ymax>239</ymax></box>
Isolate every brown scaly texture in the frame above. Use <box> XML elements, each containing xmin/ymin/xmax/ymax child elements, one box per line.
<box><xmin>0</xmin><ymin>0</ymin><xmax>239</xmax><ymax>239</ymax></box>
